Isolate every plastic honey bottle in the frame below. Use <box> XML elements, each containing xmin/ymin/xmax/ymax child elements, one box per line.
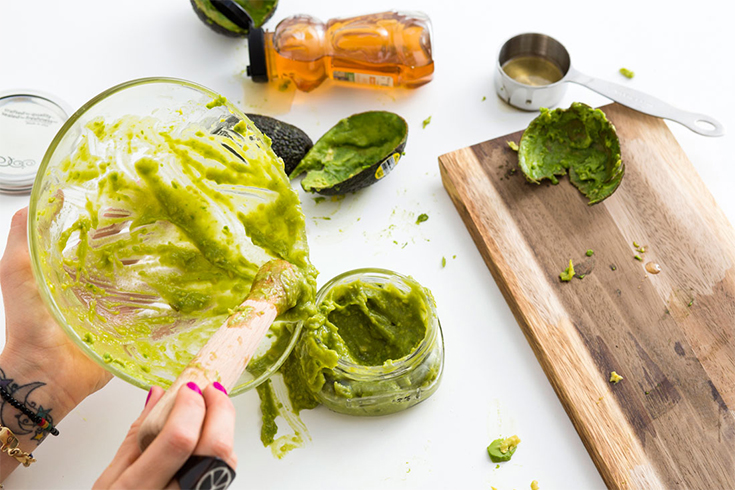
<box><xmin>246</xmin><ymin>11</ymin><xmax>434</xmax><ymax>92</ymax></box>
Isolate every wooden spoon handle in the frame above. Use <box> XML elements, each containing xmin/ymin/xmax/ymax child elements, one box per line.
<box><xmin>137</xmin><ymin>298</ymin><xmax>277</xmax><ymax>450</ymax></box>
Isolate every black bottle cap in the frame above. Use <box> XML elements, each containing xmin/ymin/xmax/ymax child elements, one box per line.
<box><xmin>247</xmin><ymin>28</ymin><xmax>269</xmax><ymax>83</ymax></box>
<box><xmin>210</xmin><ymin>0</ymin><xmax>253</xmax><ymax>30</ymax></box>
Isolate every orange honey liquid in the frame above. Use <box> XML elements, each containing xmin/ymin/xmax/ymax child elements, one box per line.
<box><xmin>263</xmin><ymin>11</ymin><xmax>434</xmax><ymax>92</ymax></box>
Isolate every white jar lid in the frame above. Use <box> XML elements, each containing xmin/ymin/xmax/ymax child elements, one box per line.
<box><xmin>0</xmin><ymin>90</ymin><xmax>71</xmax><ymax>194</ymax></box>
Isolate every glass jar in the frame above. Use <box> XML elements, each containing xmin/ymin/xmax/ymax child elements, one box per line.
<box><xmin>313</xmin><ymin>269</ymin><xmax>444</xmax><ymax>415</ymax></box>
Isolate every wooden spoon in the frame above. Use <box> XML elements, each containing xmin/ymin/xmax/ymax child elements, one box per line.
<box><xmin>137</xmin><ymin>259</ymin><xmax>302</xmax><ymax>450</ymax></box>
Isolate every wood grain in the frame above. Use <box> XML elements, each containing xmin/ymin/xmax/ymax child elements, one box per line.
<box><xmin>439</xmin><ymin>103</ymin><xmax>735</xmax><ymax>489</ymax></box>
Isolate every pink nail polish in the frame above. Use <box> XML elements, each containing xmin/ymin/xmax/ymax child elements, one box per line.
<box><xmin>213</xmin><ymin>382</ymin><xmax>228</xmax><ymax>395</ymax></box>
<box><xmin>186</xmin><ymin>382</ymin><xmax>202</xmax><ymax>395</ymax></box>
<box><xmin>145</xmin><ymin>388</ymin><xmax>153</xmax><ymax>407</ymax></box>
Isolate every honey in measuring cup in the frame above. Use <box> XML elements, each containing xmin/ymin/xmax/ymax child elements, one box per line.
<box><xmin>247</xmin><ymin>11</ymin><xmax>434</xmax><ymax>92</ymax></box>
<box><xmin>501</xmin><ymin>55</ymin><xmax>564</xmax><ymax>86</ymax></box>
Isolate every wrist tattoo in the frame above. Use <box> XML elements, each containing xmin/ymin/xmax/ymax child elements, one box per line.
<box><xmin>0</xmin><ymin>367</ymin><xmax>54</xmax><ymax>445</ymax></box>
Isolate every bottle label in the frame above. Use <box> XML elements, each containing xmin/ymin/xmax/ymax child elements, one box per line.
<box><xmin>375</xmin><ymin>152</ymin><xmax>401</xmax><ymax>180</ymax></box>
<box><xmin>333</xmin><ymin>70</ymin><xmax>394</xmax><ymax>87</ymax></box>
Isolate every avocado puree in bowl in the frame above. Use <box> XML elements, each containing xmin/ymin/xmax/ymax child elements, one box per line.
<box><xmin>518</xmin><ymin>102</ymin><xmax>624</xmax><ymax>204</ymax></box>
<box><xmin>30</xmin><ymin>79</ymin><xmax>316</xmax><ymax>395</ymax></box>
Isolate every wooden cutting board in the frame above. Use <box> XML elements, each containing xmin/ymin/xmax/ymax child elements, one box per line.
<box><xmin>439</xmin><ymin>103</ymin><xmax>735</xmax><ymax>489</ymax></box>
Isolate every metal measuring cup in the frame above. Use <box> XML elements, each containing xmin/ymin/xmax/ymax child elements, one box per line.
<box><xmin>494</xmin><ymin>33</ymin><xmax>724</xmax><ymax>137</ymax></box>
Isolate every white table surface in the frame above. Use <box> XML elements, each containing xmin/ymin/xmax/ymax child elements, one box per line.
<box><xmin>1</xmin><ymin>1</ymin><xmax>733</xmax><ymax>488</ymax></box>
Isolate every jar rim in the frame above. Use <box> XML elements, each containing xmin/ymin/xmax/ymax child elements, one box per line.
<box><xmin>315</xmin><ymin>268</ymin><xmax>439</xmax><ymax>380</ymax></box>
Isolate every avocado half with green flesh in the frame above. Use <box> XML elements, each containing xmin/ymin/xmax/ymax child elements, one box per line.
<box><xmin>191</xmin><ymin>0</ymin><xmax>278</xmax><ymax>37</ymax></box>
<box><xmin>289</xmin><ymin>111</ymin><xmax>408</xmax><ymax>195</ymax></box>
<box><xmin>518</xmin><ymin>102</ymin><xmax>624</xmax><ymax>205</ymax></box>
<box><xmin>245</xmin><ymin>114</ymin><xmax>313</xmax><ymax>175</ymax></box>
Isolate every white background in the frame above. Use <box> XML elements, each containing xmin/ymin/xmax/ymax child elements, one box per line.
<box><xmin>1</xmin><ymin>1</ymin><xmax>733</xmax><ymax>488</ymax></box>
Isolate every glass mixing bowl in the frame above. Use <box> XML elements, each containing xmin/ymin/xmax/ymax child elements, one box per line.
<box><xmin>28</xmin><ymin>78</ymin><xmax>307</xmax><ymax>395</ymax></box>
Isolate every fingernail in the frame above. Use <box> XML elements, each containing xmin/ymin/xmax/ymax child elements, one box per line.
<box><xmin>213</xmin><ymin>382</ymin><xmax>228</xmax><ymax>395</ymax></box>
<box><xmin>186</xmin><ymin>382</ymin><xmax>202</xmax><ymax>395</ymax></box>
<box><xmin>145</xmin><ymin>388</ymin><xmax>153</xmax><ymax>407</ymax></box>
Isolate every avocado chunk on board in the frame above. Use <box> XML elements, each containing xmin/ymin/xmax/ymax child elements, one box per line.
<box><xmin>245</xmin><ymin>114</ymin><xmax>313</xmax><ymax>175</ymax></box>
<box><xmin>191</xmin><ymin>0</ymin><xmax>278</xmax><ymax>37</ymax></box>
<box><xmin>518</xmin><ymin>102</ymin><xmax>624</xmax><ymax>205</ymax></box>
<box><xmin>290</xmin><ymin>111</ymin><xmax>408</xmax><ymax>196</ymax></box>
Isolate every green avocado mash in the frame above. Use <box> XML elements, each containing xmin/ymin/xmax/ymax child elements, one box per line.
<box><xmin>288</xmin><ymin>273</ymin><xmax>442</xmax><ymax>416</ymax></box>
<box><xmin>487</xmin><ymin>435</ymin><xmax>521</xmax><ymax>462</ymax></box>
<box><xmin>36</xmin><ymin>108</ymin><xmax>316</xmax><ymax>391</ymax></box>
<box><xmin>242</xmin><ymin>272</ymin><xmax>442</xmax><ymax>453</ymax></box>
<box><xmin>619</xmin><ymin>68</ymin><xmax>635</xmax><ymax>79</ymax></box>
<box><xmin>560</xmin><ymin>259</ymin><xmax>575</xmax><ymax>282</ymax></box>
<box><xmin>518</xmin><ymin>103</ymin><xmax>624</xmax><ymax>205</ymax></box>
<box><xmin>205</xmin><ymin>95</ymin><xmax>227</xmax><ymax>109</ymax></box>
<box><xmin>308</xmin><ymin>278</ymin><xmax>428</xmax><ymax>368</ymax></box>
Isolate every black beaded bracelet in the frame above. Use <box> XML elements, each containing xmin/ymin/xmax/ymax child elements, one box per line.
<box><xmin>0</xmin><ymin>385</ymin><xmax>59</xmax><ymax>436</ymax></box>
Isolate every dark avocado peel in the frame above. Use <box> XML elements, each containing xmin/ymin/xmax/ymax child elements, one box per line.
<box><xmin>289</xmin><ymin>111</ymin><xmax>408</xmax><ymax>195</ymax></box>
<box><xmin>245</xmin><ymin>114</ymin><xmax>313</xmax><ymax>175</ymax></box>
<box><xmin>191</xmin><ymin>0</ymin><xmax>278</xmax><ymax>36</ymax></box>
<box><xmin>518</xmin><ymin>102</ymin><xmax>624</xmax><ymax>205</ymax></box>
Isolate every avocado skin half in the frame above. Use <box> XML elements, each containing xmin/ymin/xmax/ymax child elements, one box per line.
<box><xmin>518</xmin><ymin>102</ymin><xmax>624</xmax><ymax>205</ymax></box>
<box><xmin>190</xmin><ymin>0</ymin><xmax>278</xmax><ymax>37</ymax></box>
<box><xmin>245</xmin><ymin>114</ymin><xmax>313</xmax><ymax>175</ymax></box>
<box><xmin>314</xmin><ymin>137</ymin><xmax>407</xmax><ymax>196</ymax></box>
<box><xmin>290</xmin><ymin>111</ymin><xmax>409</xmax><ymax>196</ymax></box>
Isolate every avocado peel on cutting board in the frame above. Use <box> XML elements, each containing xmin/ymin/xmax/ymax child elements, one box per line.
<box><xmin>518</xmin><ymin>102</ymin><xmax>624</xmax><ymax>205</ymax></box>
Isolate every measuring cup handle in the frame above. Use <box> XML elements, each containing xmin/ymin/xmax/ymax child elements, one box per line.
<box><xmin>566</xmin><ymin>69</ymin><xmax>724</xmax><ymax>137</ymax></box>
